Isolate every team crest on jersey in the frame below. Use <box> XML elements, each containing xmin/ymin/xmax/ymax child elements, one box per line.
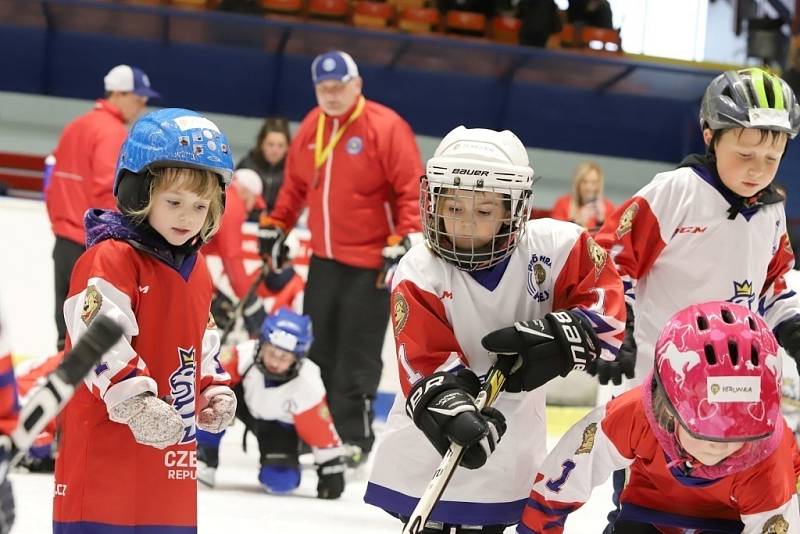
<box><xmin>615</xmin><ymin>203</ymin><xmax>639</xmax><ymax>239</ymax></box>
<box><xmin>587</xmin><ymin>237</ymin><xmax>607</xmax><ymax>277</ymax></box>
<box><xmin>168</xmin><ymin>347</ymin><xmax>197</xmax><ymax>443</ymax></box>
<box><xmin>762</xmin><ymin>514</ymin><xmax>789</xmax><ymax>534</ymax></box>
<box><xmin>728</xmin><ymin>280</ymin><xmax>755</xmax><ymax>310</ymax></box>
<box><xmin>527</xmin><ymin>254</ymin><xmax>551</xmax><ymax>302</ymax></box>
<box><xmin>393</xmin><ymin>293</ymin><xmax>409</xmax><ymax>336</ymax></box>
<box><xmin>575</xmin><ymin>422</ymin><xmax>597</xmax><ymax>455</ymax></box>
<box><xmin>80</xmin><ymin>285</ymin><xmax>103</xmax><ymax>326</ymax></box>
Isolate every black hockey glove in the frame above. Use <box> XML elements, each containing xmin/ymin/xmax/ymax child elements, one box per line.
<box><xmin>777</xmin><ymin>317</ymin><xmax>800</xmax><ymax>373</ymax></box>
<box><xmin>406</xmin><ymin>370</ymin><xmax>507</xmax><ymax>470</ymax></box>
<box><xmin>481</xmin><ymin>310</ymin><xmax>600</xmax><ymax>393</ymax></box>
<box><xmin>316</xmin><ymin>456</ymin><xmax>346</xmax><ymax>499</ymax></box>
<box><xmin>210</xmin><ymin>291</ymin><xmax>235</xmax><ymax>332</ymax></box>
<box><xmin>242</xmin><ymin>294</ymin><xmax>267</xmax><ymax>339</ymax></box>
<box><xmin>257</xmin><ymin>216</ymin><xmax>288</xmax><ymax>270</ymax></box>
<box><xmin>588</xmin><ymin>303</ymin><xmax>636</xmax><ymax>386</ymax></box>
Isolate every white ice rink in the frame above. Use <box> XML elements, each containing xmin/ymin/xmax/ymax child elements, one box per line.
<box><xmin>8</xmin><ymin>420</ymin><xmax>612</xmax><ymax>534</ymax></box>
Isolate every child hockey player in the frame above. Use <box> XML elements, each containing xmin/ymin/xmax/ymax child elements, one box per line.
<box><xmin>53</xmin><ymin>109</ymin><xmax>237</xmax><ymax>533</ymax></box>
<box><xmin>196</xmin><ymin>307</ymin><xmax>346</xmax><ymax>499</ymax></box>
<box><xmin>519</xmin><ymin>301</ymin><xmax>799</xmax><ymax>534</ymax></box>
<box><xmin>364</xmin><ymin>126</ymin><xmax>626</xmax><ymax>532</ymax></box>
<box><xmin>595</xmin><ymin>67</ymin><xmax>800</xmax><ymax>388</ymax></box>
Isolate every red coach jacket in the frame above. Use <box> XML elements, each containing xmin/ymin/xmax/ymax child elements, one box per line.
<box><xmin>269</xmin><ymin>97</ymin><xmax>423</xmax><ymax>270</ymax></box>
<box><xmin>45</xmin><ymin>100</ymin><xmax>128</xmax><ymax>245</ymax></box>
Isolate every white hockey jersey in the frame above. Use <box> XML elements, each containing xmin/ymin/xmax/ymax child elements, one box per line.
<box><xmin>227</xmin><ymin>340</ymin><xmax>341</xmax><ymax>460</ymax></box>
<box><xmin>595</xmin><ymin>157</ymin><xmax>799</xmax><ymax>386</ymax></box>
<box><xmin>365</xmin><ymin>219</ymin><xmax>625</xmax><ymax>526</ymax></box>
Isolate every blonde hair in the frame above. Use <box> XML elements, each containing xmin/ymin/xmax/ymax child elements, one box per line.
<box><xmin>569</xmin><ymin>161</ymin><xmax>606</xmax><ymax>226</ymax></box>
<box><xmin>126</xmin><ymin>167</ymin><xmax>224</xmax><ymax>243</ymax></box>
<box><xmin>650</xmin><ymin>377</ymin><xmax>677</xmax><ymax>434</ymax></box>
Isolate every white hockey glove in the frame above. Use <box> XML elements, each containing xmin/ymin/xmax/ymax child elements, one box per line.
<box><xmin>109</xmin><ymin>392</ymin><xmax>184</xmax><ymax>449</ymax></box>
<box><xmin>197</xmin><ymin>386</ymin><xmax>237</xmax><ymax>433</ymax></box>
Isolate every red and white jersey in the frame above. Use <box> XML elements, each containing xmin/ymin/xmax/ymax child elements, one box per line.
<box><xmin>595</xmin><ymin>161</ymin><xmax>798</xmax><ymax>386</ymax></box>
<box><xmin>520</xmin><ymin>388</ymin><xmax>800</xmax><ymax>534</ymax></box>
<box><xmin>365</xmin><ymin>219</ymin><xmax>625</xmax><ymax>526</ymax></box>
<box><xmin>0</xmin><ymin>306</ymin><xmax>18</xmax><ymax>436</ymax></box>
<box><xmin>54</xmin><ymin>238</ymin><xmax>229</xmax><ymax>532</ymax></box>
<box><xmin>227</xmin><ymin>340</ymin><xmax>342</xmax><ymax>463</ymax></box>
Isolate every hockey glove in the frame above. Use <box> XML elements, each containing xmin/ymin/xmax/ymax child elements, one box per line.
<box><xmin>257</xmin><ymin>216</ymin><xmax>288</xmax><ymax>270</ymax></box>
<box><xmin>481</xmin><ymin>310</ymin><xmax>601</xmax><ymax>393</ymax></box>
<box><xmin>777</xmin><ymin>317</ymin><xmax>800</xmax><ymax>373</ymax></box>
<box><xmin>406</xmin><ymin>370</ymin><xmax>507</xmax><ymax>470</ymax></box>
<box><xmin>109</xmin><ymin>392</ymin><xmax>184</xmax><ymax>449</ymax></box>
<box><xmin>380</xmin><ymin>233</ymin><xmax>423</xmax><ymax>287</ymax></box>
<box><xmin>197</xmin><ymin>386</ymin><xmax>237</xmax><ymax>434</ymax></box>
<box><xmin>588</xmin><ymin>303</ymin><xmax>636</xmax><ymax>386</ymax></box>
<box><xmin>242</xmin><ymin>294</ymin><xmax>267</xmax><ymax>339</ymax></box>
<box><xmin>316</xmin><ymin>456</ymin><xmax>346</xmax><ymax>499</ymax></box>
<box><xmin>210</xmin><ymin>291</ymin><xmax>235</xmax><ymax>332</ymax></box>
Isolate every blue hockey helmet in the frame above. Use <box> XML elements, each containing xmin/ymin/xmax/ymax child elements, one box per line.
<box><xmin>259</xmin><ymin>308</ymin><xmax>313</xmax><ymax>357</ymax></box>
<box><xmin>256</xmin><ymin>308</ymin><xmax>313</xmax><ymax>381</ymax></box>
<box><xmin>113</xmin><ymin>108</ymin><xmax>234</xmax><ymax>197</ymax></box>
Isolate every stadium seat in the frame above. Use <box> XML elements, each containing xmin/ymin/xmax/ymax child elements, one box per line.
<box><xmin>491</xmin><ymin>15</ymin><xmax>521</xmax><ymax>44</ymax></box>
<box><xmin>353</xmin><ymin>1</ymin><xmax>394</xmax><ymax>28</ymax></box>
<box><xmin>445</xmin><ymin>10</ymin><xmax>486</xmax><ymax>35</ymax></box>
<box><xmin>170</xmin><ymin>0</ymin><xmax>208</xmax><ymax>8</ymax></box>
<box><xmin>388</xmin><ymin>0</ymin><xmax>428</xmax><ymax>13</ymax></box>
<box><xmin>398</xmin><ymin>6</ymin><xmax>439</xmax><ymax>33</ymax></box>
<box><xmin>308</xmin><ymin>0</ymin><xmax>349</xmax><ymax>19</ymax></box>
<box><xmin>262</xmin><ymin>0</ymin><xmax>303</xmax><ymax>14</ymax></box>
<box><xmin>559</xmin><ymin>23</ymin><xmax>578</xmax><ymax>47</ymax></box>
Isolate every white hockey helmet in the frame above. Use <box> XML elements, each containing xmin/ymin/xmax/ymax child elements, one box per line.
<box><xmin>422</xmin><ymin>126</ymin><xmax>534</xmax><ymax>271</ymax></box>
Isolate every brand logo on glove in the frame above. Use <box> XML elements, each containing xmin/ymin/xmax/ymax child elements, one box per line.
<box><xmin>552</xmin><ymin>312</ymin><xmax>590</xmax><ymax>370</ymax></box>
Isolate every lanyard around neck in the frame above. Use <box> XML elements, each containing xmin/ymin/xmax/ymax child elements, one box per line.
<box><xmin>314</xmin><ymin>96</ymin><xmax>365</xmax><ymax>169</ymax></box>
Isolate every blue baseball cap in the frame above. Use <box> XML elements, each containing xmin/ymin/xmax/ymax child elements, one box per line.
<box><xmin>104</xmin><ymin>65</ymin><xmax>161</xmax><ymax>99</ymax></box>
<box><xmin>311</xmin><ymin>51</ymin><xmax>360</xmax><ymax>85</ymax></box>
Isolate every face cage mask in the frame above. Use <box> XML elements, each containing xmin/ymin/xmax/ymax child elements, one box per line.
<box><xmin>254</xmin><ymin>341</ymin><xmax>303</xmax><ymax>383</ymax></box>
<box><xmin>420</xmin><ymin>176</ymin><xmax>531</xmax><ymax>271</ymax></box>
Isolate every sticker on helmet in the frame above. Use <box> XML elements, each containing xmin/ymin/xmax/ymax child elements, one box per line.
<box><xmin>748</xmin><ymin>108</ymin><xmax>790</xmax><ymax>130</ymax></box>
<box><xmin>393</xmin><ymin>293</ymin><xmax>409</xmax><ymax>336</ymax></box>
<box><xmin>707</xmin><ymin>376</ymin><xmax>761</xmax><ymax>403</ymax></box>
<box><xmin>174</xmin><ymin>116</ymin><xmax>221</xmax><ymax>133</ymax></box>
<box><xmin>616</xmin><ymin>203</ymin><xmax>639</xmax><ymax>239</ymax></box>
<box><xmin>575</xmin><ymin>422</ymin><xmax>597</xmax><ymax>455</ymax></box>
<box><xmin>80</xmin><ymin>285</ymin><xmax>103</xmax><ymax>326</ymax></box>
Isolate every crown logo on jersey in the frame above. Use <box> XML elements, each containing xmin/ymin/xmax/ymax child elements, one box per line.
<box><xmin>733</xmin><ymin>280</ymin><xmax>753</xmax><ymax>298</ymax></box>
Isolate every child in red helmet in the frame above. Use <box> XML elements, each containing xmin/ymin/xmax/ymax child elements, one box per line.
<box><xmin>519</xmin><ymin>301</ymin><xmax>800</xmax><ymax>534</ymax></box>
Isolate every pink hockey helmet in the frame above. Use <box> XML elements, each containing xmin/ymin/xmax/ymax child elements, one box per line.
<box><xmin>654</xmin><ymin>301</ymin><xmax>782</xmax><ymax>442</ymax></box>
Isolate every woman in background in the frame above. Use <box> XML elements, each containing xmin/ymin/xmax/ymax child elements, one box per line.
<box><xmin>551</xmin><ymin>161</ymin><xmax>614</xmax><ymax>232</ymax></box>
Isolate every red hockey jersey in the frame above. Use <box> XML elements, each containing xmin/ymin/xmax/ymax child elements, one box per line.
<box><xmin>53</xmin><ymin>238</ymin><xmax>229</xmax><ymax>533</ymax></box>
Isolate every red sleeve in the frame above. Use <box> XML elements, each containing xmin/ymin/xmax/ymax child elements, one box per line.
<box><xmin>269</xmin><ymin>117</ymin><xmax>313</xmax><ymax>229</ymax></box>
<box><xmin>294</xmin><ymin>398</ymin><xmax>341</xmax><ymax>449</ymax></box>
<box><xmin>761</xmin><ymin>232</ymin><xmax>794</xmax><ymax>297</ymax></box>
<box><xmin>223</xmin><ymin>347</ymin><xmax>243</xmax><ymax>388</ymax></box>
<box><xmin>553</xmin><ymin>232</ymin><xmax>625</xmax><ymax>357</ymax></box>
<box><xmin>594</xmin><ymin>197</ymin><xmax>667</xmax><ymax>303</ymax></box>
<box><xmin>17</xmin><ymin>353</ymin><xmax>62</xmax><ymax>398</ymax></box>
<box><xmin>380</xmin><ymin>115</ymin><xmax>423</xmax><ymax>237</ymax></box>
<box><xmin>391</xmin><ymin>280</ymin><xmax>466</xmax><ymax>395</ymax></box>
<box><xmin>89</xmin><ymin>127</ymin><xmax>126</xmax><ymax>211</ymax></box>
<box><xmin>550</xmin><ymin>195</ymin><xmax>572</xmax><ymax>222</ymax></box>
<box><xmin>215</xmin><ymin>199</ymin><xmax>251</xmax><ymax>299</ymax></box>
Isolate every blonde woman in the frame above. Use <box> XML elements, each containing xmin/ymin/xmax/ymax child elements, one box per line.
<box><xmin>551</xmin><ymin>161</ymin><xmax>615</xmax><ymax>231</ymax></box>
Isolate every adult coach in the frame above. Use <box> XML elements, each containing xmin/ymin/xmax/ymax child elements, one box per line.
<box><xmin>45</xmin><ymin>64</ymin><xmax>159</xmax><ymax>350</ymax></box>
<box><xmin>258</xmin><ymin>50</ymin><xmax>422</xmax><ymax>462</ymax></box>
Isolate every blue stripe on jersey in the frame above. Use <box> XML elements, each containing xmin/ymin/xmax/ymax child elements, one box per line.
<box><xmin>0</xmin><ymin>369</ymin><xmax>15</xmax><ymax>388</ymax></box>
<box><xmin>618</xmin><ymin>503</ymin><xmax>744</xmax><ymax>533</ymax></box>
<box><xmin>523</xmin><ymin>496</ymin><xmax>577</xmax><ymax>519</ymax></box>
<box><xmin>54</xmin><ymin>522</ymin><xmax>196</xmax><ymax>533</ymax></box>
<box><xmin>364</xmin><ymin>482</ymin><xmax>526</xmax><ymax>526</ymax></box>
<box><xmin>759</xmin><ymin>290</ymin><xmax>797</xmax><ymax>315</ymax></box>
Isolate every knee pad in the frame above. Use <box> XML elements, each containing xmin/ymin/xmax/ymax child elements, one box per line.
<box><xmin>258</xmin><ymin>464</ymin><xmax>300</xmax><ymax>494</ymax></box>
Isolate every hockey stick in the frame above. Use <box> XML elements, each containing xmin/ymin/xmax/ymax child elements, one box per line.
<box><xmin>402</xmin><ymin>354</ymin><xmax>520</xmax><ymax>534</ymax></box>
<box><xmin>219</xmin><ymin>264</ymin><xmax>269</xmax><ymax>346</ymax></box>
<box><xmin>0</xmin><ymin>316</ymin><xmax>123</xmax><ymax>479</ymax></box>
